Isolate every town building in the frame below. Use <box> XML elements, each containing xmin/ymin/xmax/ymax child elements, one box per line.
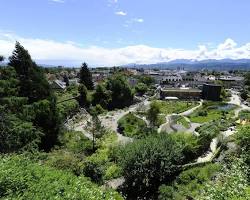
<box><xmin>202</xmin><ymin>84</ymin><xmax>221</xmax><ymax>101</ymax></box>
<box><xmin>160</xmin><ymin>87</ymin><xmax>201</xmax><ymax>100</ymax></box>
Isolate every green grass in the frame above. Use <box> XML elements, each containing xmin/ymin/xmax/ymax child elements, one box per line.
<box><xmin>118</xmin><ymin>113</ymin><xmax>147</xmax><ymax>138</ymax></box>
<box><xmin>189</xmin><ymin>101</ymin><xmax>237</xmax><ymax>123</ymax></box>
<box><xmin>176</xmin><ymin>116</ymin><xmax>190</xmax><ymax>128</ymax></box>
<box><xmin>154</xmin><ymin>100</ymin><xmax>199</xmax><ymax>115</ymax></box>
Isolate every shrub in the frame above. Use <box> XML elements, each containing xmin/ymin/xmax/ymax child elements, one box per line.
<box><xmin>0</xmin><ymin>155</ymin><xmax>123</xmax><ymax>200</ymax></box>
<box><xmin>104</xmin><ymin>164</ymin><xmax>122</xmax><ymax>180</ymax></box>
<box><xmin>118</xmin><ymin>113</ymin><xmax>147</xmax><ymax>138</ymax></box>
<box><xmin>199</xmin><ymin>157</ymin><xmax>249</xmax><ymax>200</ymax></box>
<box><xmin>117</xmin><ymin>133</ymin><xmax>198</xmax><ymax>199</ymax></box>
<box><xmin>158</xmin><ymin>163</ymin><xmax>221</xmax><ymax>200</ymax></box>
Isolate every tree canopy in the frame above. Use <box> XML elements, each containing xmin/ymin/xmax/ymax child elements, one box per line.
<box><xmin>9</xmin><ymin>42</ymin><xmax>51</xmax><ymax>102</ymax></box>
<box><xmin>79</xmin><ymin>62</ymin><xmax>94</xmax><ymax>90</ymax></box>
<box><xmin>106</xmin><ymin>75</ymin><xmax>134</xmax><ymax>109</ymax></box>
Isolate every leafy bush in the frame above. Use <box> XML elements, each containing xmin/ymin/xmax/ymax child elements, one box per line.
<box><xmin>59</xmin><ymin>130</ymin><xmax>93</xmax><ymax>155</ymax></box>
<box><xmin>89</xmin><ymin>104</ymin><xmax>106</xmax><ymax>115</ymax></box>
<box><xmin>135</xmin><ymin>82</ymin><xmax>148</xmax><ymax>96</ymax></box>
<box><xmin>159</xmin><ymin>163</ymin><xmax>221</xmax><ymax>200</ymax></box>
<box><xmin>104</xmin><ymin>164</ymin><xmax>122</xmax><ymax>180</ymax></box>
<box><xmin>199</xmin><ymin>157</ymin><xmax>249</xmax><ymax>200</ymax></box>
<box><xmin>235</xmin><ymin>125</ymin><xmax>250</xmax><ymax>166</ymax></box>
<box><xmin>44</xmin><ymin>150</ymin><xmax>84</xmax><ymax>175</ymax></box>
<box><xmin>57</xmin><ymin>99</ymin><xmax>79</xmax><ymax>121</ymax></box>
<box><xmin>83</xmin><ymin>132</ymin><xmax>120</xmax><ymax>183</ymax></box>
<box><xmin>118</xmin><ymin>113</ymin><xmax>147</xmax><ymax>138</ymax></box>
<box><xmin>0</xmin><ymin>155</ymin><xmax>123</xmax><ymax>200</ymax></box>
<box><xmin>117</xmin><ymin>133</ymin><xmax>198</xmax><ymax>199</ymax></box>
<box><xmin>0</xmin><ymin>110</ymin><xmax>42</xmax><ymax>153</ymax></box>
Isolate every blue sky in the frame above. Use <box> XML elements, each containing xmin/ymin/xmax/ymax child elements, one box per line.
<box><xmin>1</xmin><ymin>0</ymin><xmax>250</xmax><ymax>66</ymax></box>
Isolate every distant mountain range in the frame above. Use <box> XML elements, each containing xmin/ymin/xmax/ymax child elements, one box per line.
<box><xmin>2</xmin><ymin>58</ymin><xmax>250</xmax><ymax>70</ymax></box>
<box><xmin>124</xmin><ymin>59</ymin><xmax>250</xmax><ymax>71</ymax></box>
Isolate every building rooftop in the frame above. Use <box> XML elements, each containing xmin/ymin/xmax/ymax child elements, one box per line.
<box><xmin>161</xmin><ymin>88</ymin><xmax>201</xmax><ymax>92</ymax></box>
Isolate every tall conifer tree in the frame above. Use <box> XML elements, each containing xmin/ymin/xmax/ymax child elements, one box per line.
<box><xmin>79</xmin><ymin>62</ymin><xmax>94</xmax><ymax>90</ymax></box>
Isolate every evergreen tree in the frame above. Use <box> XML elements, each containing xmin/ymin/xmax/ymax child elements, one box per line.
<box><xmin>9</xmin><ymin>42</ymin><xmax>51</xmax><ymax>102</ymax></box>
<box><xmin>0</xmin><ymin>55</ymin><xmax>4</xmax><ymax>62</ymax></box>
<box><xmin>78</xmin><ymin>84</ymin><xmax>88</xmax><ymax>107</ymax></box>
<box><xmin>92</xmin><ymin>84</ymin><xmax>111</xmax><ymax>109</ymax></box>
<box><xmin>79</xmin><ymin>63</ymin><xmax>94</xmax><ymax>90</ymax></box>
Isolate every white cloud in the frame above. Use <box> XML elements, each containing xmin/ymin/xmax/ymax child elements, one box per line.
<box><xmin>133</xmin><ymin>18</ymin><xmax>144</xmax><ymax>23</ymax></box>
<box><xmin>50</xmin><ymin>0</ymin><xmax>65</xmax><ymax>3</ymax></box>
<box><xmin>1</xmin><ymin>33</ymin><xmax>250</xmax><ymax>66</ymax></box>
<box><xmin>115</xmin><ymin>11</ymin><xmax>127</xmax><ymax>16</ymax></box>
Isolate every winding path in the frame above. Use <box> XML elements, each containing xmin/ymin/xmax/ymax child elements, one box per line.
<box><xmin>196</xmin><ymin>91</ymin><xmax>250</xmax><ymax>163</ymax></box>
<box><xmin>157</xmin><ymin>100</ymin><xmax>203</xmax><ymax>134</ymax></box>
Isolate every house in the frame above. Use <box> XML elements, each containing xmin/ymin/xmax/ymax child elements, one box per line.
<box><xmin>219</xmin><ymin>76</ymin><xmax>244</xmax><ymax>89</ymax></box>
<box><xmin>51</xmin><ymin>80</ymin><xmax>66</xmax><ymax>91</ymax></box>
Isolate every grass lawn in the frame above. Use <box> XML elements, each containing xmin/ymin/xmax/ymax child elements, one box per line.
<box><xmin>189</xmin><ymin>101</ymin><xmax>237</xmax><ymax>123</ymax></box>
<box><xmin>154</xmin><ymin>100</ymin><xmax>199</xmax><ymax>115</ymax></box>
<box><xmin>176</xmin><ymin>116</ymin><xmax>190</xmax><ymax>128</ymax></box>
<box><xmin>118</xmin><ymin>113</ymin><xmax>147</xmax><ymax>138</ymax></box>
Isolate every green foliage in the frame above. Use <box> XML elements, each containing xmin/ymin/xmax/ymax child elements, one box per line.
<box><xmin>239</xmin><ymin>110</ymin><xmax>250</xmax><ymax>120</ymax></box>
<box><xmin>0</xmin><ymin>155</ymin><xmax>123</xmax><ymax>200</ymax></box>
<box><xmin>235</xmin><ymin>125</ymin><xmax>250</xmax><ymax>166</ymax></box>
<box><xmin>196</xmin><ymin>119</ymin><xmax>232</xmax><ymax>154</ymax></box>
<box><xmin>104</xmin><ymin>164</ymin><xmax>122</xmax><ymax>180</ymax></box>
<box><xmin>118</xmin><ymin>133</ymin><xmax>198</xmax><ymax>199</ymax></box>
<box><xmin>58</xmin><ymin>130</ymin><xmax>93</xmax><ymax>155</ymax></box>
<box><xmin>32</xmin><ymin>98</ymin><xmax>61</xmax><ymax>151</ymax></box>
<box><xmin>189</xmin><ymin>102</ymin><xmax>236</xmax><ymax>123</ymax></box>
<box><xmin>175</xmin><ymin>116</ymin><xmax>190</xmax><ymax>128</ymax></box>
<box><xmin>89</xmin><ymin>104</ymin><xmax>106</xmax><ymax>116</ymax></box>
<box><xmin>240</xmin><ymin>90</ymin><xmax>248</xmax><ymax>101</ymax></box>
<box><xmin>154</xmin><ymin>100</ymin><xmax>198</xmax><ymax>115</ymax></box>
<box><xmin>57</xmin><ymin>99</ymin><xmax>79</xmax><ymax>121</ymax></box>
<box><xmin>79</xmin><ymin>62</ymin><xmax>94</xmax><ymax>90</ymax></box>
<box><xmin>106</xmin><ymin>75</ymin><xmax>134</xmax><ymax>109</ymax></box>
<box><xmin>44</xmin><ymin>150</ymin><xmax>84</xmax><ymax>175</ymax></box>
<box><xmin>147</xmin><ymin>101</ymin><xmax>160</xmax><ymax>127</ymax></box>
<box><xmin>0</xmin><ymin>110</ymin><xmax>42</xmax><ymax>153</ymax></box>
<box><xmin>83</xmin><ymin>132</ymin><xmax>120</xmax><ymax>183</ymax></box>
<box><xmin>118</xmin><ymin>113</ymin><xmax>147</xmax><ymax>138</ymax></box>
<box><xmin>135</xmin><ymin>82</ymin><xmax>148</xmax><ymax>96</ymax></box>
<box><xmin>9</xmin><ymin>42</ymin><xmax>52</xmax><ymax>102</ymax></box>
<box><xmin>138</xmin><ymin>75</ymin><xmax>155</xmax><ymax>86</ymax></box>
<box><xmin>199</xmin><ymin>157</ymin><xmax>249</xmax><ymax>200</ymax></box>
<box><xmin>244</xmin><ymin>72</ymin><xmax>250</xmax><ymax>86</ymax></box>
<box><xmin>78</xmin><ymin>84</ymin><xmax>88</xmax><ymax>107</ymax></box>
<box><xmin>92</xmin><ymin>84</ymin><xmax>111</xmax><ymax>109</ymax></box>
<box><xmin>0</xmin><ymin>67</ymin><xmax>19</xmax><ymax>97</ymax></box>
<box><xmin>158</xmin><ymin>163</ymin><xmax>221</xmax><ymax>200</ymax></box>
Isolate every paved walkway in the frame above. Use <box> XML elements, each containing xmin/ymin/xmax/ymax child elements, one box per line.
<box><xmin>158</xmin><ymin>100</ymin><xmax>203</xmax><ymax>134</ymax></box>
<box><xmin>196</xmin><ymin>91</ymin><xmax>250</xmax><ymax>163</ymax></box>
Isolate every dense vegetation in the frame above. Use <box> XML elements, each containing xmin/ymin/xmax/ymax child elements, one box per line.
<box><xmin>118</xmin><ymin>113</ymin><xmax>147</xmax><ymax>138</ymax></box>
<box><xmin>117</xmin><ymin>133</ymin><xmax>200</xmax><ymax>199</ymax></box>
<box><xmin>0</xmin><ymin>44</ymin><xmax>249</xmax><ymax>200</ymax></box>
<box><xmin>189</xmin><ymin>101</ymin><xmax>236</xmax><ymax>123</ymax></box>
<box><xmin>0</xmin><ymin>155</ymin><xmax>122</xmax><ymax>200</ymax></box>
